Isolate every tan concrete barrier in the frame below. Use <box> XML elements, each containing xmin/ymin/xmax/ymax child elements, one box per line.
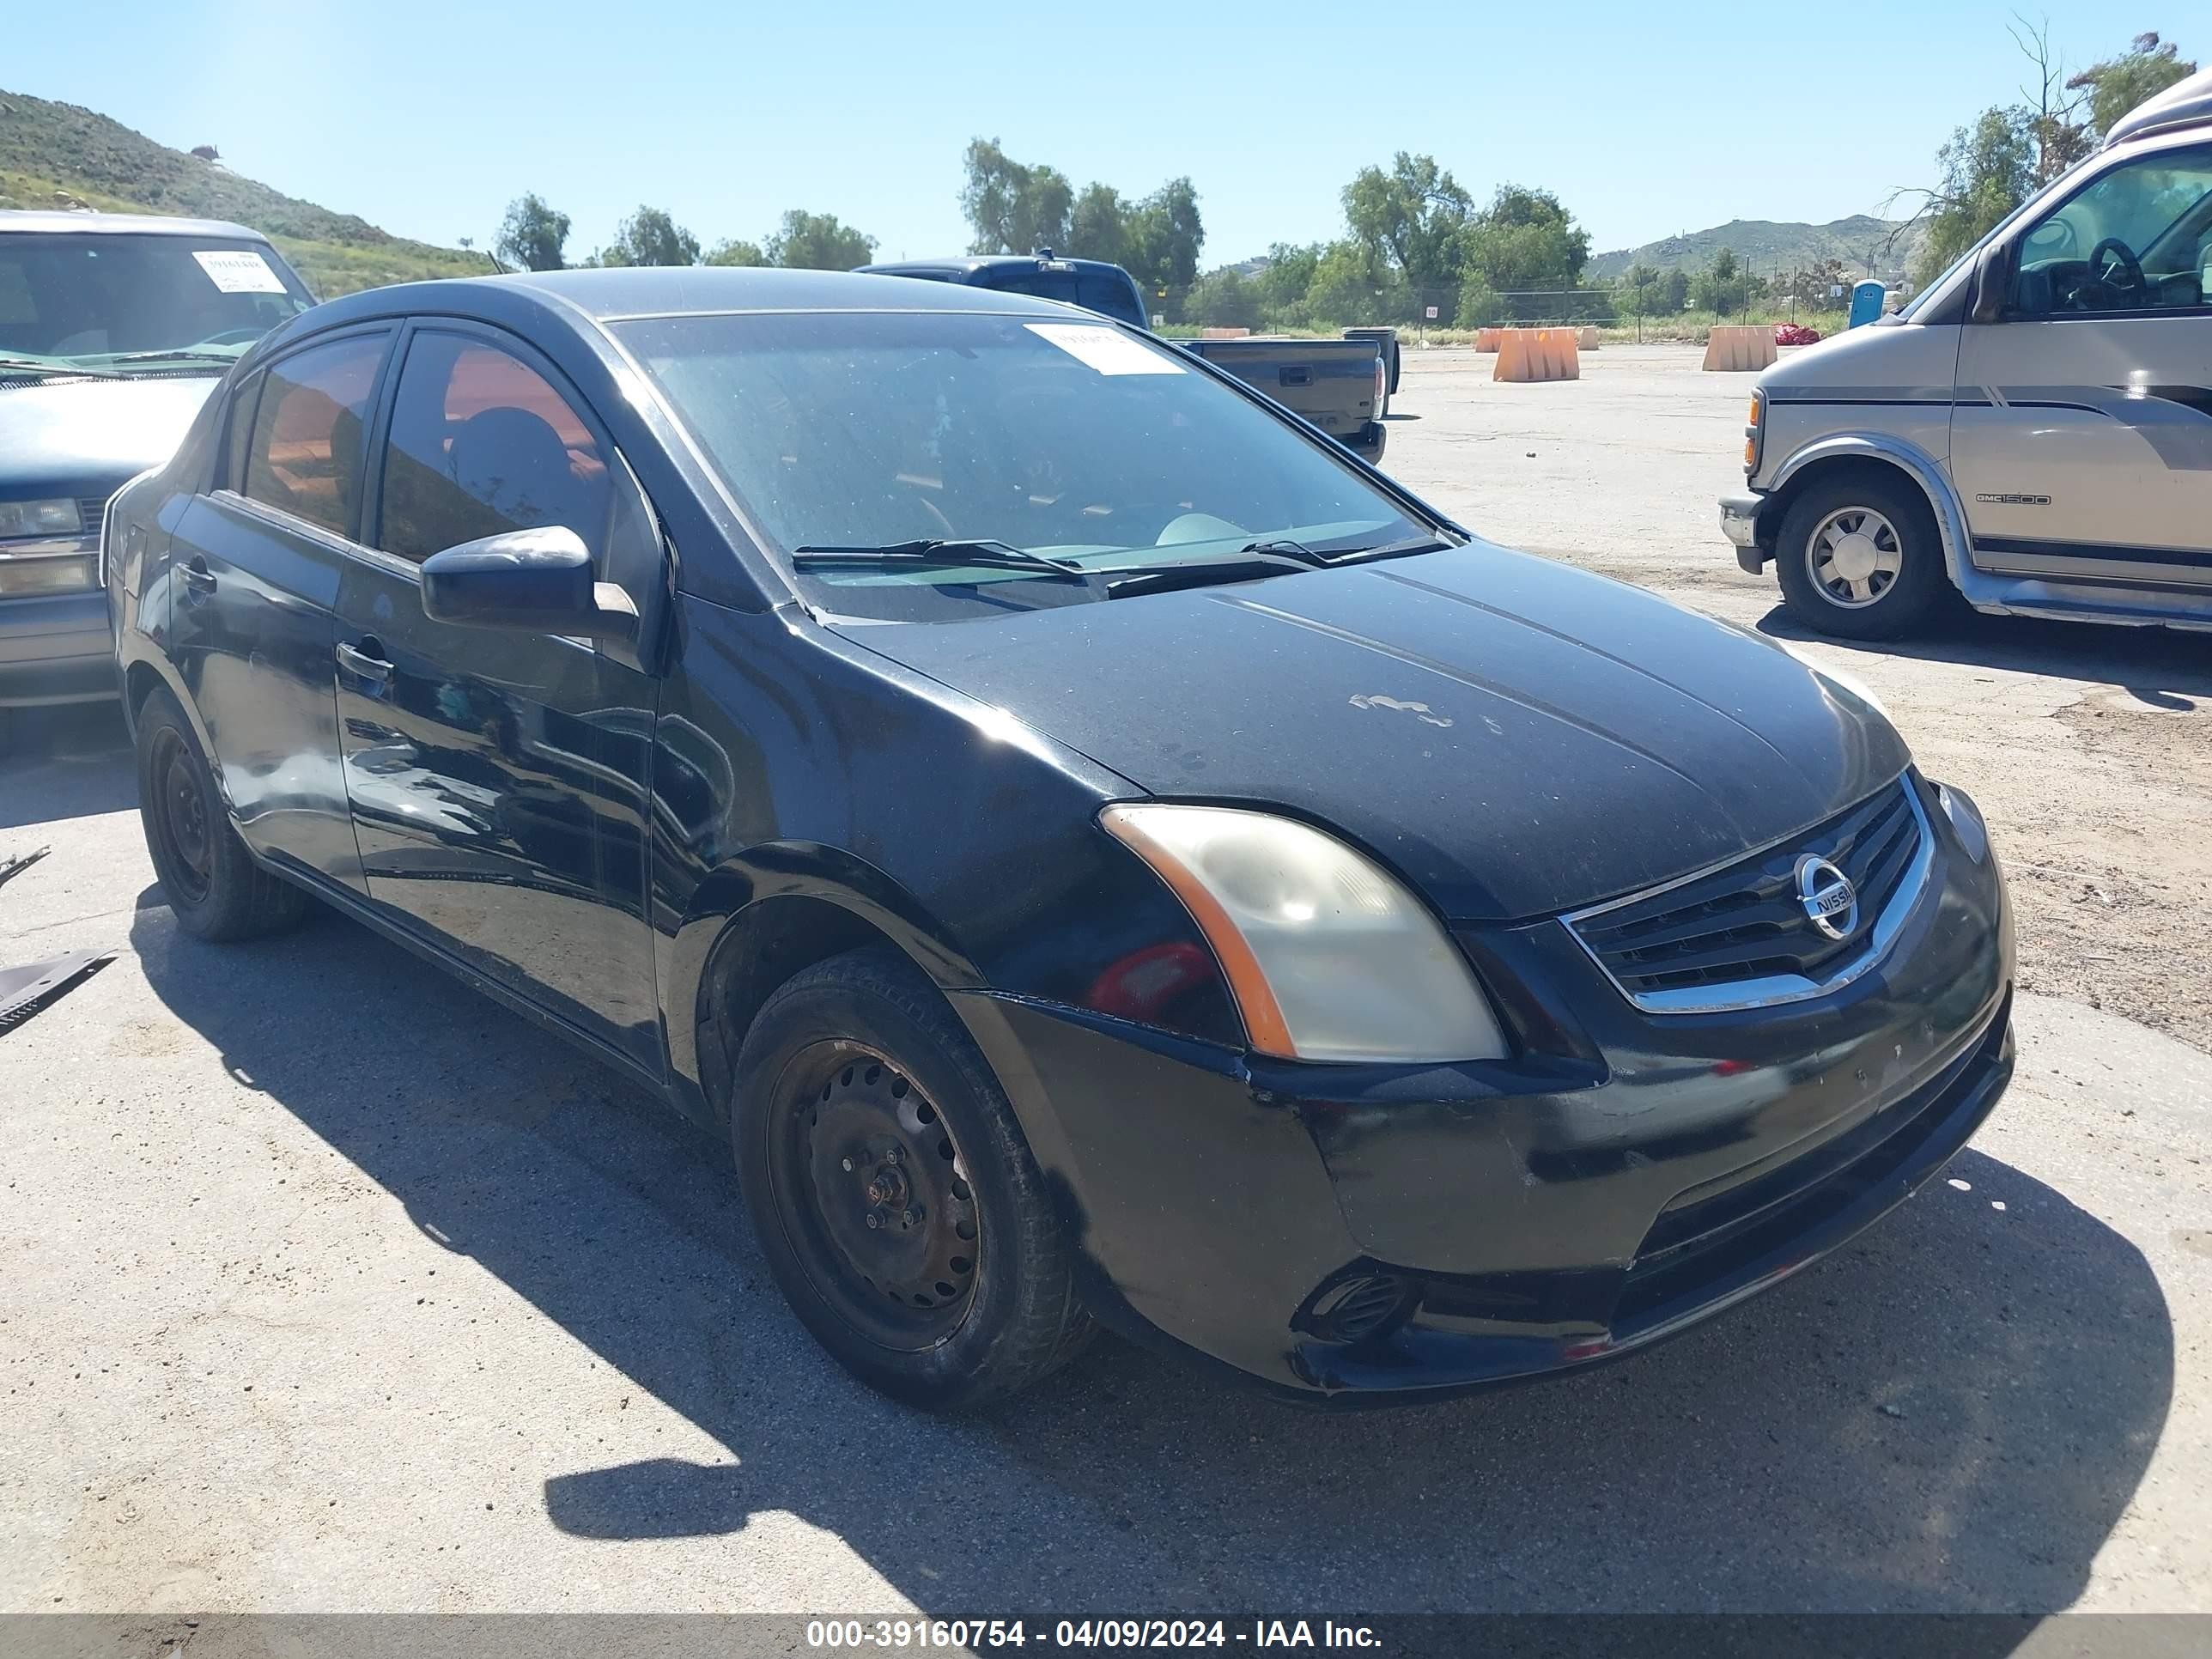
<box><xmin>1577</xmin><ymin>325</ymin><xmax>1601</xmax><ymax>349</ymax></box>
<box><xmin>1474</xmin><ymin>327</ymin><xmax>1504</xmax><ymax>352</ymax></box>
<box><xmin>1702</xmin><ymin>325</ymin><xmax>1778</xmax><ymax>372</ymax></box>
<box><xmin>1200</xmin><ymin>326</ymin><xmax>1251</xmax><ymax>340</ymax></box>
<box><xmin>1494</xmin><ymin>327</ymin><xmax>1580</xmax><ymax>383</ymax></box>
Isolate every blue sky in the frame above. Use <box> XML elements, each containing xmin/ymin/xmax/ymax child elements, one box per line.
<box><xmin>10</xmin><ymin>3</ymin><xmax>2185</xmax><ymax>265</ymax></box>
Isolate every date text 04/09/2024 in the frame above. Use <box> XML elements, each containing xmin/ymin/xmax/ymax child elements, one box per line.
<box><xmin>804</xmin><ymin>1620</ymin><xmax>1382</xmax><ymax>1650</ymax></box>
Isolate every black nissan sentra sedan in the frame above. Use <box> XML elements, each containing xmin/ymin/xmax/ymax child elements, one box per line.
<box><xmin>106</xmin><ymin>269</ymin><xmax>2014</xmax><ymax>1407</ymax></box>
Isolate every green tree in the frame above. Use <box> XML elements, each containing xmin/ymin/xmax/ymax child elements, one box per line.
<box><xmin>1450</xmin><ymin>184</ymin><xmax>1592</xmax><ymax>295</ymax></box>
<box><xmin>2069</xmin><ymin>31</ymin><xmax>2197</xmax><ymax>137</ymax></box>
<box><xmin>1908</xmin><ymin>106</ymin><xmax>2035</xmax><ymax>287</ymax></box>
<box><xmin>703</xmin><ymin>238</ymin><xmax>767</xmax><ymax>267</ymax></box>
<box><xmin>1452</xmin><ymin>282</ymin><xmax>1501</xmax><ymax>328</ymax></box>
<box><xmin>960</xmin><ymin>137</ymin><xmax>1073</xmax><ymax>254</ymax></box>
<box><xmin>1785</xmin><ymin>257</ymin><xmax>1848</xmax><ymax>309</ymax></box>
<box><xmin>766</xmin><ymin>210</ymin><xmax>876</xmax><ymax>270</ymax></box>
<box><xmin>1342</xmin><ymin>152</ymin><xmax>1471</xmax><ymax>290</ymax></box>
<box><xmin>1183</xmin><ymin>267</ymin><xmax>1261</xmax><ymax>330</ymax></box>
<box><xmin>1250</xmin><ymin>241</ymin><xmax>1322</xmax><ymax>324</ymax></box>
<box><xmin>1689</xmin><ymin>246</ymin><xmax>1753</xmax><ymax>317</ymax></box>
<box><xmin>1125</xmin><ymin>177</ymin><xmax>1203</xmax><ymax>289</ymax></box>
<box><xmin>597</xmin><ymin>204</ymin><xmax>700</xmax><ymax>268</ymax></box>
<box><xmin>1068</xmin><ymin>182</ymin><xmax>1132</xmax><ymax>269</ymax></box>
<box><xmin>495</xmin><ymin>193</ymin><xmax>569</xmax><ymax>271</ymax></box>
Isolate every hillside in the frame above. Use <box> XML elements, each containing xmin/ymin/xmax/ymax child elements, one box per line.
<box><xmin>0</xmin><ymin>88</ymin><xmax>483</xmax><ymax>296</ymax></box>
<box><xmin>1589</xmin><ymin>215</ymin><xmax>1927</xmax><ymax>285</ymax></box>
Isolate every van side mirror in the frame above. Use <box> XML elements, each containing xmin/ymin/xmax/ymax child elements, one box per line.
<box><xmin>1969</xmin><ymin>240</ymin><xmax>2013</xmax><ymax>325</ymax></box>
<box><xmin>420</xmin><ymin>526</ymin><xmax>639</xmax><ymax>641</ymax></box>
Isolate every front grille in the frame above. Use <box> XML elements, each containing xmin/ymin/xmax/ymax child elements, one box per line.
<box><xmin>78</xmin><ymin>495</ymin><xmax>112</xmax><ymax>536</ymax></box>
<box><xmin>1565</xmin><ymin>779</ymin><xmax>1929</xmax><ymax>1013</ymax></box>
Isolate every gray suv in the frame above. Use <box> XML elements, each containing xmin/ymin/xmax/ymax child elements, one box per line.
<box><xmin>0</xmin><ymin>212</ymin><xmax>313</xmax><ymax>724</ymax></box>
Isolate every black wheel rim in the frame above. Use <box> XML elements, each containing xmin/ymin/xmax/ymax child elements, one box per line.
<box><xmin>150</xmin><ymin>727</ymin><xmax>213</xmax><ymax>904</ymax></box>
<box><xmin>767</xmin><ymin>1042</ymin><xmax>981</xmax><ymax>1351</ymax></box>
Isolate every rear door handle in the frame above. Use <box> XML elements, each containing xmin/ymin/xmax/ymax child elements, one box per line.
<box><xmin>335</xmin><ymin>637</ymin><xmax>393</xmax><ymax>689</ymax></box>
<box><xmin>181</xmin><ymin>556</ymin><xmax>216</xmax><ymax>598</ymax></box>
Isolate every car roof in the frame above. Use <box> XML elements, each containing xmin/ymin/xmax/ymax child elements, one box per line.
<box><xmin>0</xmin><ymin>209</ymin><xmax>274</xmax><ymax>240</ymax></box>
<box><xmin>325</xmin><ymin>265</ymin><xmax>1091</xmax><ymax>325</ymax></box>
<box><xmin>2105</xmin><ymin>64</ymin><xmax>2212</xmax><ymax>147</ymax></box>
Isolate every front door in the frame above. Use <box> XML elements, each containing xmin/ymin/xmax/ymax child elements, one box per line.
<box><xmin>167</xmin><ymin>326</ymin><xmax>392</xmax><ymax>893</ymax></box>
<box><xmin>1953</xmin><ymin>141</ymin><xmax>2212</xmax><ymax>587</ymax></box>
<box><xmin>331</xmin><ymin>323</ymin><xmax>662</xmax><ymax>1071</ymax></box>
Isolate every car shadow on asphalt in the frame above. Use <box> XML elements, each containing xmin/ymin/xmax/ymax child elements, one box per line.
<box><xmin>1755</xmin><ymin>604</ymin><xmax>2212</xmax><ymax>708</ymax></box>
<box><xmin>131</xmin><ymin>902</ymin><xmax>2172</xmax><ymax>1620</ymax></box>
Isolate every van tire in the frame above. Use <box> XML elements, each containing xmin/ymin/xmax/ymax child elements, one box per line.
<box><xmin>1775</xmin><ymin>469</ymin><xmax>1953</xmax><ymax>641</ymax></box>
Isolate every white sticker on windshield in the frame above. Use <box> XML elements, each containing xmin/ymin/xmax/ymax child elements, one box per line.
<box><xmin>191</xmin><ymin>249</ymin><xmax>288</xmax><ymax>295</ymax></box>
<box><xmin>1024</xmin><ymin>322</ymin><xmax>1184</xmax><ymax>376</ymax></box>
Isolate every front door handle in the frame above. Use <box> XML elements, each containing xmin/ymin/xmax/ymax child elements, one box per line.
<box><xmin>181</xmin><ymin>556</ymin><xmax>216</xmax><ymax>599</ymax></box>
<box><xmin>335</xmin><ymin>637</ymin><xmax>393</xmax><ymax>690</ymax></box>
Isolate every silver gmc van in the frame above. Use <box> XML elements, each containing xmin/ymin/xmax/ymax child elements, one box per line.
<box><xmin>1722</xmin><ymin>68</ymin><xmax>2212</xmax><ymax>639</ymax></box>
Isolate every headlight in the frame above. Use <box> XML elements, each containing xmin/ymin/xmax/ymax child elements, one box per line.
<box><xmin>0</xmin><ymin>553</ymin><xmax>99</xmax><ymax>596</ymax></box>
<box><xmin>1936</xmin><ymin>781</ymin><xmax>1990</xmax><ymax>863</ymax></box>
<box><xmin>0</xmin><ymin>498</ymin><xmax>82</xmax><ymax>539</ymax></box>
<box><xmin>1100</xmin><ymin>803</ymin><xmax>1509</xmax><ymax>1063</ymax></box>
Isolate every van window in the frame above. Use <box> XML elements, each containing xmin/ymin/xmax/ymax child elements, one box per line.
<box><xmin>241</xmin><ymin>334</ymin><xmax>386</xmax><ymax>537</ymax></box>
<box><xmin>377</xmin><ymin>332</ymin><xmax>611</xmax><ymax>566</ymax></box>
<box><xmin>2014</xmin><ymin>143</ymin><xmax>2212</xmax><ymax>315</ymax></box>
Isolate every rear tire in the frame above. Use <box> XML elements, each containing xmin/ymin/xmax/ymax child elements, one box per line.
<box><xmin>1775</xmin><ymin>468</ymin><xmax>1953</xmax><ymax>641</ymax></box>
<box><xmin>135</xmin><ymin>688</ymin><xmax>307</xmax><ymax>940</ymax></box>
<box><xmin>731</xmin><ymin>945</ymin><xmax>1095</xmax><ymax>1409</ymax></box>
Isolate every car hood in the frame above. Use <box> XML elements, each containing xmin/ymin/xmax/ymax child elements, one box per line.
<box><xmin>849</xmin><ymin>544</ymin><xmax>1910</xmax><ymax>922</ymax></box>
<box><xmin>0</xmin><ymin>374</ymin><xmax>220</xmax><ymax>493</ymax></box>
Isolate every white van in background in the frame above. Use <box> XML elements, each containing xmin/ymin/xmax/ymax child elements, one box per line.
<box><xmin>1722</xmin><ymin>68</ymin><xmax>2212</xmax><ymax>639</ymax></box>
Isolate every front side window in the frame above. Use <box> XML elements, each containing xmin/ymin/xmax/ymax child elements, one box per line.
<box><xmin>617</xmin><ymin>309</ymin><xmax>1431</xmax><ymax>623</ymax></box>
<box><xmin>2013</xmin><ymin>143</ymin><xmax>2212</xmax><ymax>316</ymax></box>
<box><xmin>377</xmin><ymin>332</ymin><xmax>611</xmax><ymax>565</ymax></box>
<box><xmin>0</xmin><ymin>234</ymin><xmax>313</xmax><ymax>374</ymax></box>
<box><xmin>241</xmin><ymin>333</ymin><xmax>386</xmax><ymax>538</ymax></box>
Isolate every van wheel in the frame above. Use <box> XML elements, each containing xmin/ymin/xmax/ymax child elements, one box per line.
<box><xmin>1775</xmin><ymin>471</ymin><xmax>1952</xmax><ymax>641</ymax></box>
<box><xmin>136</xmin><ymin>688</ymin><xmax>307</xmax><ymax>940</ymax></box>
<box><xmin>732</xmin><ymin>945</ymin><xmax>1096</xmax><ymax>1409</ymax></box>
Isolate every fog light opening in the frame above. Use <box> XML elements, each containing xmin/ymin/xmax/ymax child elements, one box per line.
<box><xmin>1296</xmin><ymin>1272</ymin><xmax>1415</xmax><ymax>1346</ymax></box>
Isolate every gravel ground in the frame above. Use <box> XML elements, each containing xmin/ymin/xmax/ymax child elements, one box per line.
<box><xmin>1</xmin><ymin>344</ymin><xmax>2207</xmax><ymax>1620</ymax></box>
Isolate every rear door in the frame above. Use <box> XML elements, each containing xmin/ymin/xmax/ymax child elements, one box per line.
<box><xmin>330</xmin><ymin>321</ymin><xmax>662</xmax><ymax>1069</ymax></box>
<box><xmin>167</xmin><ymin>325</ymin><xmax>393</xmax><ymax>892</ymax></box>
<box><xmin>1952</xmin><ymin>142</ymin><xmax>2212</xmax><ymax>586</ymax></box>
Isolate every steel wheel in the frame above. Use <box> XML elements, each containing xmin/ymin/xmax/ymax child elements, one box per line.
<box><xmin>1806</xmin><ymin>506</ymin><xmax>1903</xmax><ymax>608</ymax></box>
<box><xmin>769</xmin><ymin>1041</ymin><xmax>981</xmax><ymax>1351</ymax></box>
<box><xmin>149</xmin><ymin>725</ymin><xmax>214</xmax><ymax>904</ymax></box>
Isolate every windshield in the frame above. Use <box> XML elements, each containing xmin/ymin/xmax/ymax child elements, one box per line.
<box><xmin>0</xmin><ymin>233</ymin><xmax>313</xmax><ymax>374</ymax></box>
<box><xmin>617</xmin><ymin>310</ymin><xmax>1434</xmax><ymax>622</ymax></box>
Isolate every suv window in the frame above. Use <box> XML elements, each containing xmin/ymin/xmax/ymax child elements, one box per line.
<box><xmin>241</xmin><ymin>334</ymin><xmax>386</xmax><ymax>537</ymax></box>
<box><xmin>378</xmin><ymin>331</ymin><xmax>611</xmax><ymax>565</ymax></box>
<box><xmin>2014</xmin><ymin>143</ymin><xmax>2212</xmax><ymax>315</ymax></box>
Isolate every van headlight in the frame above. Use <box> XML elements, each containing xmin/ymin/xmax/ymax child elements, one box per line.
<box><xmin>1100</xmin><ymin>803</ymin><xmax>1509</xmax><ymax>1063</ymax></box>
<box><xmin>0</xmin><ymin>498</ymin><xmax>82</xmax><ymax>538</ymax></box>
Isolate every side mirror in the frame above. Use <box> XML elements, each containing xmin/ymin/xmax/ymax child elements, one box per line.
<box><xmin>1969</xmin><ymin>240</ymin><xmax>2013</xmax><ymax>325</ymax></box>
<box><xmin>419</xmin><ymin>526</ymin><xmax>638</xmax><ymax>641</ymax></box>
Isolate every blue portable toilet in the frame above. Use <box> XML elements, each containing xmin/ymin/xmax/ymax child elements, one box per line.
<box><xmin>1848</xmin><ymin>281</ymin><xmax>1886</xmax><ymax>328</ymax></box>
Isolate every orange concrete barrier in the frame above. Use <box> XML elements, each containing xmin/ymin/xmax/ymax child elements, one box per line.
<box><xmin>1200</xmin><ymin>326</ymin><xmax>1251</xmax><ymax>339</ymax></box>
<box><xmin>1494</xmin><ymin>327</ymin><xmax>1580</xmax><ymax>383</ymax></box>
<box><xmin>1577</xmin><ymin>325</ymin><xmax>1601</xmax><ymax>349</ymax></box>
<box><xmin>1474</xmin><ymin>327</ymin><xmax>1504</xmax><ymax>352</ymax></box>
<box><xmin>1702</xmin><ymin>325</ymin><xmax>1778</xmax><ymax>372</ymax></box>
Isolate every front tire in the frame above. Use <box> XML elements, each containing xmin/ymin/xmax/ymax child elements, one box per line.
<box><xmin>136</xmin><ymin>688</ymin><xmax>307</xmax><ymax>940</ymax></box>
<box><xmin>1775</xmin><ymin>469</ymin><xmax>1953</xmax><ymax>641</ymax></box>
<box><xmin>731</xmin><ymin>945</ymin><xmax>1095</xmax><ymax>1408</ymax></box>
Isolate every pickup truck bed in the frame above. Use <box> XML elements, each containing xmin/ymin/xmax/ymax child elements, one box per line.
<box><xmin>1179</xmin><ymin>336</ymin><xmax>1386</xmax><ymax>461</ymax></box>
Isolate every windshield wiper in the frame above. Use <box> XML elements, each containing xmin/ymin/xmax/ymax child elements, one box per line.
<box><xmin>1104</xmin><ymin>550</ymin><xmax>1315</xmax><ymax>600</ymax></box>
<box><xmin>791</xmin><ymin>539</ymin><xmax>1091</xmax><ymax>581</ymax></box>
<box><xmin>88</xmin><ymin>349</ymin><xmax>241</xmax><ymax>368</ymax></box>
<box><xmin>0</xmin><ymin>356</ymin><xmax>115</xmax><ymax>378</ymax></box>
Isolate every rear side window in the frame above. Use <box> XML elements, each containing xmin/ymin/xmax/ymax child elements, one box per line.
<box><xmin>242</xmin><ymin>333</ymin><xmax>386</xmax><ymax>537</ymax></box>
<box><xmin>377</xmin><ymin>331</ymin><xmax>611</xmax><ymax>566</ymax></box>
<box><xmin>1077</xmin><ymin>271</ymin><xmax>1147</xmax><ymax>328</ymax></box>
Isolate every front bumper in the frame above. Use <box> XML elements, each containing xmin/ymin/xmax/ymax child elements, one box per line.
<box><xmin>953</xmin><ymin>781</ymin><xmax>2013</xmax><ymax>1404</ymax></box>
<box><xmin>1720</xmin><ymin>490</ymin><xmax>1767</xmax><ymax>570</ymax></box>
<box><xmin>0</xmin><ymin>590</ymin><xmax>116</xmax><ymax>708</ymax></box>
